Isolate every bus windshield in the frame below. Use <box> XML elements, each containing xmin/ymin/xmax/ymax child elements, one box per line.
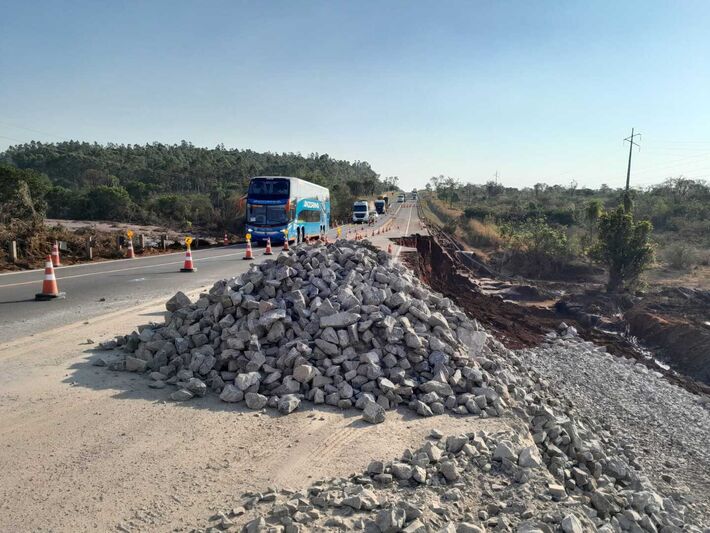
<box><xmin>353</xmin><ymin>204</ymin><xmax>368</xmax><ymax>212</ymax></box>
<box><xmin>248</xmin><ymin>178</ymin><xmax>290</xmax><ymax>199</ymax></box>
<box><xmin>248</xmin><ymin>204</ymin><xmax>289</xmax><ymax>226</ymax></box>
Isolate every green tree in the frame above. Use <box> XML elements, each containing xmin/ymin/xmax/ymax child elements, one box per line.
<box><xmin>0</xmin><ymin>164</ymin><xmax>52</xmax><ymax>222</ymax></box>
<box><xmin>84</xmin><ymin>185</ymin><xmax>135</xmax><ymax>220</ymax></box>
<box><xmin>585</xmin><ymin>199</ymin><xmax>604</xmax><ymax>244</ymax></box>
<box><xmin>594</xmin><ymin>206</ymin><xmax>654</xmax><ymax>292</ymax></box>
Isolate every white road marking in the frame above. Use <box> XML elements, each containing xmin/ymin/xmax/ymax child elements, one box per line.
<box><xmin>394</xmin><ymin>205</ymin><xmax>414</xmax><ymax>259</ymax></box>
<box><xmin>0</xmin><ymin>245</ymin><xmax>243</xmax><ymax>278</ymax></box>
<box><xmin>0</xmin><ymin>250</ymin><xmax>254</xmax><ymax>289</ymax></box>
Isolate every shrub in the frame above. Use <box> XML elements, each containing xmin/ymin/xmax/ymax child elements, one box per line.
<box><xmin>593</xmin><ymin>206</ymin><xmax>654</xmax><ymax>292</ymax></box>
<box><xmin>663</xmin><ymin>243</ymin><xmax>698</xmax><ymax>270</ymax></box>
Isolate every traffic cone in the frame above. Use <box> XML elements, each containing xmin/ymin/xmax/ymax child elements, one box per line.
<box><xmin>51</xmin><ymin>241</ymin><xmax>61</xmax><ymax>266</ymax></box>
<box><xmin>223</xmin><ymin>233</ymin><xmax>228</xmax><ymax>246</ymax></box>
<box><xmin>387</xmin><ymin>243</ymin><xmax>393</xmax><ymax>255</ymax></box>
<box><xmin>126</xmin><ymin>239</ymin><xmax>135</xmax><ymax>259</ymax></box>
<box><xmin>244</xmin><ymin>239</ymin><xmax>254</xmax><ymax>260</ymax></box>
<box><xmin>180</xmin><ymin>246</ymin><xmax>196</xmax><ymax>272</ymax></box>
<box><xmin>264</xmin><ymin>237</ymin><xmax>273</xmax><ymax>255</ymax></box>
<box><xmin>35</xmin><ymin>255</ymin><xmax>65</xmax><ymax>300</ymax></box>
<box><xmin>283</xmin><ymin>237</ymin><xmax>290</xmax><ymax>251</ymax></box>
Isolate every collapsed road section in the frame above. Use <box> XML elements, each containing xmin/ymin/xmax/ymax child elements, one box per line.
<box><xmin>395</xmin><ymin>232</ymin><xmax>710</xmax><ymax>397</ymax></box>
<box><xmin>94</xmin><ymin>239</ymin><xmax>708</xmax><ymax>532</ymax></box>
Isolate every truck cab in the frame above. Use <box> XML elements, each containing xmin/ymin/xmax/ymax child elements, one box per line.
<box><xmin>352</xmin><ymin>200</ymin><xmax>372</xmax><ymax>224</ymax></box>
<box><xmin>374</xmin><ymin>199</ymin><xmax>386</xmax><ymax>215</ymax></box>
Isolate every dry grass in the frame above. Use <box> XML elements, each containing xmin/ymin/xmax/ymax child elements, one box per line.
<box><xmin>461</xmin><ymin>218</ymin><xmax>502</xmax><ymax>249</ymax></box>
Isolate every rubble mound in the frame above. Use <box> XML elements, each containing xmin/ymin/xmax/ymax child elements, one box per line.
<box><xmin>102</xmin><ymin>241</ymin><xmax>503</xmax><ymax>421</ymax></box>
<box><xmin>224</xmin><ymin>428</ymin><xmax>583</xmax><ymax>533</ymax></box>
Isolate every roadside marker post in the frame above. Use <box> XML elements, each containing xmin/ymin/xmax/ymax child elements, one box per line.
<box><xmin>126</xmin><ymin>230</ymin><xmax>135</xmax><ymax>258</ymax></box>
<box><xmin>180</xmin><ymin>237</ymin><xmax>196</xmax><ymax>272</ymax></box>
<box><xmin>51</xmin><ymin>241</ymin><xmax>61</xmax><ymax>266</ymax></box>
<box><xmin>35</xmin><ymin>255</ymin><xmax>65</xmax><ymax>300</ymax></box>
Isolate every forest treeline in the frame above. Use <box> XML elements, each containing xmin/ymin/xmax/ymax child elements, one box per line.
<box><xmin>0</xmin><ymin>141</ymin><xmax>397</xmax><ymax>231</ymax></box>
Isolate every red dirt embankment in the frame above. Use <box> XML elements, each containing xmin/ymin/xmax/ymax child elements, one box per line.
<box><xmin>626</xmin><ymin>288</ymin><xmax>710</xmax><ymax>385</ymax></box>
<box><xmin>397</xmin><ymin>234</ymin><xmax>710</xmax><ymax>396</ymax></box>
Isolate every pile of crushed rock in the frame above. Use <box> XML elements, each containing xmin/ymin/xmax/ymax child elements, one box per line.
<box><xmin>99</xmin><ymin>240</ymin><xmax>502</xmax><ymax>424</ymax></box>
<box><xmin>96</xmin><ymin>241</ymin><xmax>701</xmax><ymax>532</ymax></box>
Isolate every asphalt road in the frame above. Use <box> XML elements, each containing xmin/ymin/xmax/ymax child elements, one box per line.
<box><xmin>0</xmin><ymin>205</ymin><xmax>418</xmax><ymax>343</ymax></box>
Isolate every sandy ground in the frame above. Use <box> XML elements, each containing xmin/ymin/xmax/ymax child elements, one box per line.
<box><xmin>0</xmin><ymin>219</ymin><xmax>509</xmax><ymax>532</ymax></box>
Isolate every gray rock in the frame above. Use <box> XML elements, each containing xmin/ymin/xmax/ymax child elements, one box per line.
<box><xmin>376</xmin><ymin>508</ymin><xmax>406</xmax><ymax>533</ymax></box>
<box><xmin>235</xmin><ymin>372</ymin><xmax>261</xmax><ymax>391</ymax></box>
<box><xmin>219</xmin><ymin>384</ymin><xmax>244</xmax><ymax>403</ymax></box>
<box><xmin>518</xmin><ymin>446</ymin><xmax>541</xmax><ymax>468</ymax></box>
<box><xmin>493</xmin><ymin>440</ymin><xmax>517</xmax><ymax>462</ymax></box>
<box><xmin>170</xmin><ymin>389</ymin><xmax>194</xmax><ymax>401</ymax></box>
<box><xmin>439</xmin><ymin>461</ymin><xmax>460</xmax><ymax>481</ymax></box>
<box><xmin>391</xmin><ymin>462</ymin><xmax>413</xmax><ymax>480</ymax></box>
<box><xmin>457</xmin><ymin>524</ymin><xmax>485</xmax><ymax>533</ymax></box>
<box><xmin>419</xmin><ymin>380</ymin><xmax>453</xmax><ymax>396</ymax></box>
<box><xmin>319</xmin><ymin>312</ymin><xmax>360</xmax><ymax>328</ymax></box>
<box><xmin>362</xmin><ymin>401</ymin><xmax>386</xmax><ymax>424</ymax></box>
<box><xmin>166</xmin><ymin>291</ymin><xmax>192</xmax><ymax>312</ymax></box>
<box><xmin>125</xmin><ymin>356</ymin><xmax>148</xmax><ymax>373</ymax></box>
<box><xmin>293</xmin><ymin>364</ymin><xmax>317</xmax><ymax>383</ymax></box>
<box><xmin>561</xmin><ymin>515</ymin><xmax>583</xmax><ymax>533</ymax></box>
<box><xmin>245</xmin><ymin>392</ymin><xmax>268</xmax><ymax>410</ymax></box>
<box><xmin>277</xmin><ymin>394</ymin><xmax>300</xmax><ymax>414</ymax></box>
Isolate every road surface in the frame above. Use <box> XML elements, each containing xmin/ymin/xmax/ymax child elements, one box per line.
<box><xmin>0</xmin><ymin>204</ymin><xmax>425</xmax><ymax>343</ymax></box>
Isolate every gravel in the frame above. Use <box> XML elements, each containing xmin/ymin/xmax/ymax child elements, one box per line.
<box><xmin>520</xmin><ymin>332</ymin><xmax>710</xmax><ymax>528</ymax></box>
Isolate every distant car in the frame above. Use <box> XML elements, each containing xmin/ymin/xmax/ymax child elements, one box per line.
<box><xmin>397</xmin><ymin>194</ymin><xmax>405</xmax><ymax>203</ymax></box>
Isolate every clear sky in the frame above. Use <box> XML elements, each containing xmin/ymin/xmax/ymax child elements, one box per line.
<box><xmin>2</xmin><ymin>1</ymin><xmax>710</xmax><ymax>190</ymax></box>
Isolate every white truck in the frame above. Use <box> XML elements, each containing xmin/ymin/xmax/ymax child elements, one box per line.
<box><xmin>352</xmin><ymin>200</ymin><xmax>375</xmax><ymax>224</ymax></box>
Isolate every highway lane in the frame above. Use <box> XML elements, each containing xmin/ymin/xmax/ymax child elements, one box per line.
<box><xmin>0</xmin><ymin>208</ymin><xmax>409</xmax><ymax>343</ymax></box>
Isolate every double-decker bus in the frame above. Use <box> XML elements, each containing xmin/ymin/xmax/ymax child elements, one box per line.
<box><xmin>245</xmin><ymin>176</ymin><xmax>330</xmax><ymax>244</ymax></box>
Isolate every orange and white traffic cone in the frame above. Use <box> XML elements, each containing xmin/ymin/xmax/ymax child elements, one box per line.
<box><xmin>126</xmin><ymin>239</ymin><xmax>135</xmax><ymax>259</ymax></box>
<box><xmin>180</xmin><ymin>246</ymin><xmax>196</xmax><ymax>272</ymax></box>
<box><xmin>51</xmin><ymin>241</ymin><xmax>61</xmax><ymax>266</ymax></box>
<box><xmin>264</xmin><ymin>237</ymin><xmax>273</xmax><ymax>255</ymax></box>
<box><xmin>223</xmin><ymin>233</ymin><xmax>228</xmax><ymax>246</ymax></box>
<box><xmin>35</xmin><ymin>255</ymin><xmax>65</xmax><ymax>300</ymax></box>
<box><xmin>244</xmin><ymin>239</ymin><xmax>254</xmax><ymax>260</ymax></box>
<box><xmin>387</xmin><ymin>243</ymin><xmax>393</xmax><ymax>255</ymax></box>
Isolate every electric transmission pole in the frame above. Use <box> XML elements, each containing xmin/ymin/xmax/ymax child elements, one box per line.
<box><xmin>624</xmin><ymin>128</ymin><xmax>641</xmax><ymax>192</ymax></box>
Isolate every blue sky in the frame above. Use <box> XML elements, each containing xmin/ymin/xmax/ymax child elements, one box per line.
<box><xmin>2</xmin><ymin>1</ymin><xmax>710</xmax><ymax>190</ymax></box>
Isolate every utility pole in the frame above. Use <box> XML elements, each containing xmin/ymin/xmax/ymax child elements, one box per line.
<box><xmin>624</xmin><ymin>128</ymin><xmax>641</xmax><ymax>192</ymax></box>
